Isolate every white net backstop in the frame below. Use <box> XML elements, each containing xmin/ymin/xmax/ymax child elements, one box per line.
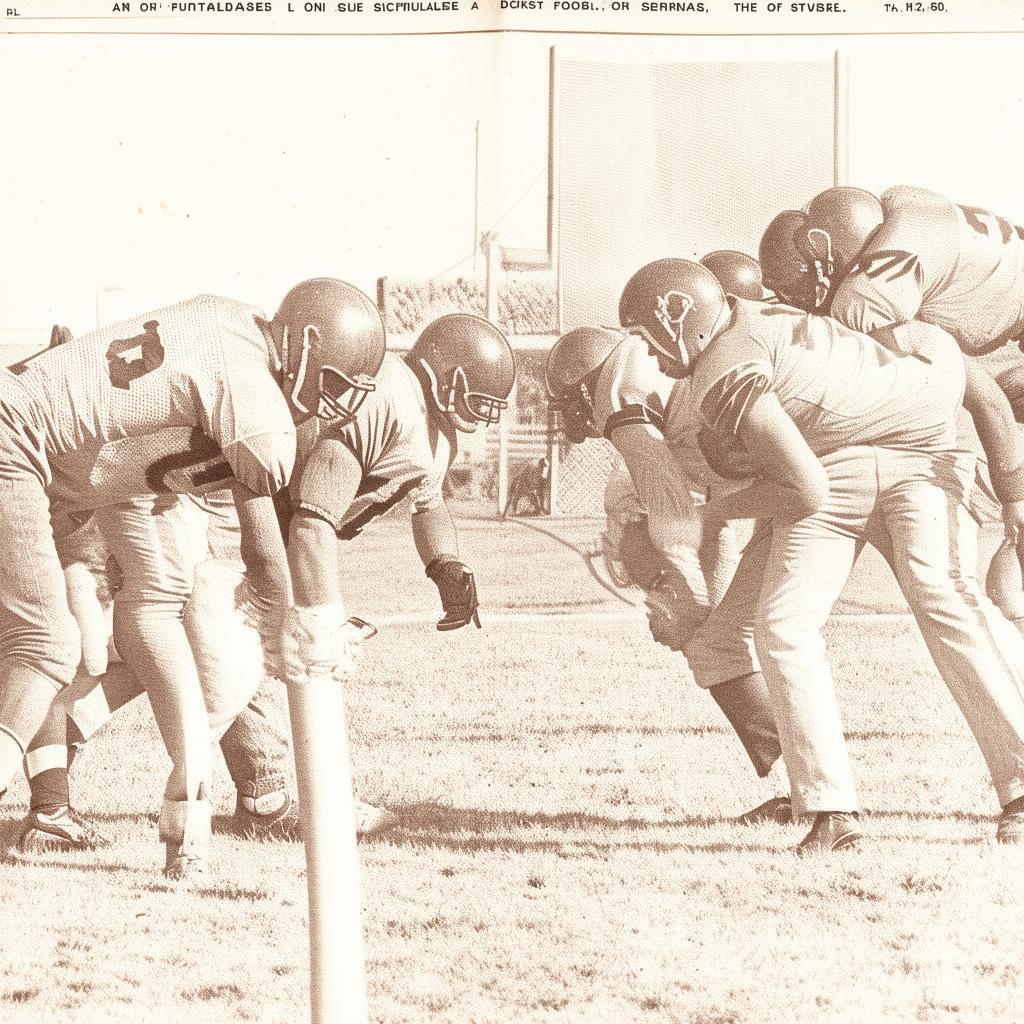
<box><xmin>550</xmin><ymin>51</ymin><xmax>842</xmax><ymax>516</ymax></box>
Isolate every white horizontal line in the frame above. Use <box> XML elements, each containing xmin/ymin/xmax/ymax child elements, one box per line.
<box><xmin>371</xmin><ymin>609</ymin><xmax>915</xmax><ymax>627</ymax></box>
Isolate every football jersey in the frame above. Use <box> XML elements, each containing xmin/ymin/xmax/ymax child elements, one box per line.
<box><xmin>290</xmin><ymin>353</ymin><xmax>454</xmax><ymax>539</ymax></box>
<box><xmin>691</xmin><ymin>298</ymin><xmax>962</xmax><ymax>462</ymax></box>
<box><xmin>591</xmin><ymin>334</ymin><xmax>672</xmax><ymax>439</ymax></box>
<box><xmin>589</xmin><ymin>333</ymin><xmax>729</xmax><ymax>530</ymax></box>
<box><xmin>830</xmin><ymin>186</ymin><xmax>1024</xmax><ymax>355</ymax></box>
<box><xmin>2</xmin><ymin>295</ymin><xmax>295</xmax><ymax>533</ymax></box>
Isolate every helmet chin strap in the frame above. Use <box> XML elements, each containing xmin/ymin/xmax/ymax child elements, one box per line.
<box><xmin>283</xmin><ymin>324</ymin><xmax>317</xmax><ymax>416</ymax></box>
<box><xmin>418</xmin><ymin>357</ymin><xmax>453</xmax><ymax>415</ymax></box>
<box><xmin>805</xmin><ymin>227</ymin><xmax>834</xmax><ymax>308</ymax></box>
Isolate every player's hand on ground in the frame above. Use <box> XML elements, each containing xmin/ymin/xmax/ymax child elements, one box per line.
<box><xmin>281</xmin><ymin>604</ymin><xmax>362</xmax><ymax>685</ymax></box>
<box><xmin>644</xmin><ymin>569</ymin><xmax>709</xmax><ymax>652</ymax></box>
<box><xmin>425</xmin><ymin>556</ymin><xmax>481</xmax><ymax>630</ymax></box>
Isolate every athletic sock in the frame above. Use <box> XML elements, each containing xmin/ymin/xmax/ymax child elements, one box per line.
<box><xmin>26</xmin><ymin>703</ymin><xmax>70</xmax><ymax>812</ymax></box>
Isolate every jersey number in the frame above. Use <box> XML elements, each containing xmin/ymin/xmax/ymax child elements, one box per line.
<box><xmin>958</xmin><ymin>205</ymin><xmax>1024</xmax><ymax>245</ymax></box>
<box><xmin>106</xmin><ymin>320</ymin><xmax>165</xmax><ymax>390</ymax></box>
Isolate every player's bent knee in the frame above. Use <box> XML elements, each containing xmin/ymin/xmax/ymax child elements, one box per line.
<box><xmin>6</xmin><ymin>615</ymin><xmax>83</xmax><ymax>691</ymax></box>
<box><xmin>686</xmin><ymin>618</ymin><xmax>758</xmax><ymax>690</ymax></box>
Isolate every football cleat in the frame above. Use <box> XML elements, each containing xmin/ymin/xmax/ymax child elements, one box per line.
<box><xmin>163</xmin><ymin>842</ymin><xmax>207</xmax><ymax>882</ymax></box>
<box><xmin>17</xmin><ymin>805</ymin><xmax>113</xmax><ymax>854</ymax></box>
<box><xmin>233</xmin><ymin>792</ymin><xmax>302</xmax><ymax>842</ymax></box>
<box><xmin>232</xmin><ymin>795</ymin><xmax>397</xmax><ymax>841</ymax></box>
<box><xmin>736</xmin><ymin>796</ymin><xmax>793</xmax><ymax>826</ymax></box>
<box><xmin>796</xmin><ymin>812</ymin><xmax>862</xmax><ymax>855</ymax></box>
<box><xmin>354</xmin><ymin>799</ymin><xmax>398</xmax><ymax>838</ymax></box>
<box><xmin>996</xmin><ymin>797</ymin><xmax>1024</xmax><ymax>845</ymax></box>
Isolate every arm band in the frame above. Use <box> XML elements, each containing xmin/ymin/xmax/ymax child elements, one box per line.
<box><xmin>603</xmin><ymin>404</ymin><xmax>664</xmax><ymax>440</ymax></box>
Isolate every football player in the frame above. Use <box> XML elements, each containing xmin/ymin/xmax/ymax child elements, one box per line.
<box><xmin>546</xmin><ymin>262</ymin><xmax>789</xmax><ymax>822</ymax></box>
<box><xmin>759</xmin><ymin>187</ymin><xmax>1024</xmax><ymax>565</ymax></box>
<box><xmin>0</xmin><ymin>279</ymin><xmax>384</xmax><ymax>877</ymax></box>
<box><xmin>283</xmin><ymin>312</ymin><xmax>515</xmax><ymax>644</ymax></box>
<box><xmin>618</xmin><ymin>257</ymin><xmax>1024</xmax><ymax>852</ymax></box>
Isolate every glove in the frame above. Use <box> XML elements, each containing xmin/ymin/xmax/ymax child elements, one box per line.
<box><xmin>281</xmin><ymin>603</ymin><xmax>363</xmax><ymax>686</ymax></box>
<box><xmin>425</xmin><ymin>556</ymin><xmax>481</xmax><ymax>631</ymax></box>
<box><xmin>644</xmin><ymin>568</ymin><xmax>709</xmax><ymax>652</ymax></box>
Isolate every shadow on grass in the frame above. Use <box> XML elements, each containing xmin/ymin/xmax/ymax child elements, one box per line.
<box><xmin>385</xmin><ymin>723</ymin><xmax>734</xmax><ymax>745</ymax></box>
<box><xmin>365</xmin><ymin>801</ymin><xmax>784</xmax><ymax>856</ymax></box>
<box><xmin>386</xmin><ymin>802</ymin><xmax>724</xmax><ymax>832</ymax></box>
<box><xmin>361</xmin><ymin>802</ymin><xmax>1000</xmax><ymax>856</ymax></box>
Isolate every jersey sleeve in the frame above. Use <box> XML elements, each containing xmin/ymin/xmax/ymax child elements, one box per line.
<box><xmin>593</xmin><ymin>336</ymin><xmax>671</xmax><ymax>439</ymax></box>
<box><xmin>291</xmin><ymin>434</ymin><xmax>366</xmax><ymax>531</ymax></box>
<box><xmin>830</xmin><ymin>249</ymin><xmax>925</xmax><ymax>335</ymax></box>
<box><xmin>205</xmin><ymin>324</ymin><xmax>296</xmax><ymax>497</ymax></box>
<box><xmin>221</xmin><ymin>431</ymin><xmax>295</xmax><ymax>496</ymax></box>
<box><xmin>696</xmin><ymin>361</ymin><xmax>771</xmax><ymax>441</ymax></box>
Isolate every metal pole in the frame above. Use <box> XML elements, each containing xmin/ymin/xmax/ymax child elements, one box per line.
<box><xmin>473</xmin><ymin>119</ymin><xmax>480</xmax><ymax>272</ymax></box>
<box><xmin>484</xmin><ymin>234</ymin><xmax>510</xmax><ymax>515</ymax></box>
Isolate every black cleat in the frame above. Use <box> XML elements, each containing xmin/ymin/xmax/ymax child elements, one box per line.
<box><xmin>797</xmin><ymin>812</ymin><xmax>862</xmax><ymax>855</ymax></box>
<box><xmin>17</xmin><ymin>805</ymin><xmax>112</xmax><ymax>853</ymax></box>
<box><xmin>737</xmin><ymin>796</ymin><xmax>793</xmax><ymax>826</ymax></box>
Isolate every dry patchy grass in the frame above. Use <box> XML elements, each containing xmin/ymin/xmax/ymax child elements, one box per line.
<box><xmin>1</xmin><ymin>517</ymin><xmax>1021</xmax><ymax>1023</ymax></box>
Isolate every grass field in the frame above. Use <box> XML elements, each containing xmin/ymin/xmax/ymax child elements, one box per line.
<box><xmin>1</xmin><ymin>514</ymin><xmax>1022</xmax><ymax>1024</ymax></box>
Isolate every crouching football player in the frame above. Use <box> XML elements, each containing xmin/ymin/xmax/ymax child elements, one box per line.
<box><xmin>545</xmin><ymin>318</ymin><xmax>789</xmax><ymax>825</ymax></box>
<box><xmin>620</xmin><ymin>257</ymin><xmax>1024</xmax><ymax>852</ymax></box>
<box><xmin>4</xmin><ymin>278</ymin><xmax>384</xmax><ymax>878</ymax></box>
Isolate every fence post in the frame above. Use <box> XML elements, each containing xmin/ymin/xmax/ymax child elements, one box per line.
<box><xmin>484</xmin><ymin>234</ymin><xmax>511</xmax><ymax>517</ymax></box>
<box><xmin>546</xmin><ymin>404</ymin><xmax>560</xmax><ymax>516</ymax></box>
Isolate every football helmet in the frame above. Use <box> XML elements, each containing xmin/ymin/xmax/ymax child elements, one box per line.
<box><xmin>803</xmin><ymin>187</ymin><xmax>883</xmax><ymax>301</ymax></box>
<box><xmin>409</xmin><ymin>314</ymin><xmax>515</xmax><ymax>433</ymax></box>
<box><xmin>700</xmin><ymin>251</ymin><xmax>764</xmax><ymax>301</ymax></box>
<box><xmin>759</xmin><ymin>209</ymin><xmax>820</xmax><ymax>311</ymax></box>
<box><xmin>273</xmin><ymin>278</ymin><xmax>386</xmax><ymax>424</ymax></box>
<box><xmin>545</xmin><ymin>326</ymin><xmax>622</xmax><ymax>444</ymax></box>
<box><xmin>618</xmin><ymin>259</ymin><xmax>727</xmax><ymax>376</ymax></box>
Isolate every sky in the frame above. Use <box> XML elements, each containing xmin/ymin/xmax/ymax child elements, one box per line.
<box><xmin>2</xmin><ymin>32</ymin><xmax>1023</xmax><ymax>333</ymax></box>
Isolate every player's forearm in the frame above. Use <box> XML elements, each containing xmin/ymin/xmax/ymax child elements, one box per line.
<box><xmin>411</xmin><ymin>501</ymin><xmax>459</xmax><ymax>567</ymax></box>
<box><xmin>233</xmin><ymin>487</ymin><xmax>292</xmax><ymax>609</ymax></box>
<box><xmin>701</xmin><ymin>477</ymin><xmax>821</xmax><ymax>525</ymax></box>
<box><xmin>963</xmin><ymin>363</ymin><xmax>1024</xmax><ymax>502</ymax></box>
<box><xmin>288</xmin><ymin>511</ymin><xmax>343</xmax><ymax>607</ymax></box>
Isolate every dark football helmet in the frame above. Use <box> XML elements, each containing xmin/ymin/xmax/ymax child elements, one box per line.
<box><xmin>545</xmin><ymin>326</ymin><xmax>623</xmax><ymax>443</ymax></box>
<box><xmin>759</xmin><ymin>209</ymin><xmax>821</xmax><ymax>311</ymax></box>
<box><xmin>619</xmin><ymin>259</ymin><xmax>727</xmax><ymax>376</ymax></box>
<box><xmin>803</xmin><ymin>187</ymin><xmax>883</xmax><ymax>300</ymax></box>
<box><xmin>274</xmin><ymin>278</ymin><xmax>386</xmax><ymax>424</ymax></box>
<box><xmin>409</xmin><ymin>314</ymin><xmax>515</xmax><ymax>433</ymax></box>
<box><xmin>699</xmin><ymin>250</ymin><xmax>764</xmax><ymax>301</ymax></box>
